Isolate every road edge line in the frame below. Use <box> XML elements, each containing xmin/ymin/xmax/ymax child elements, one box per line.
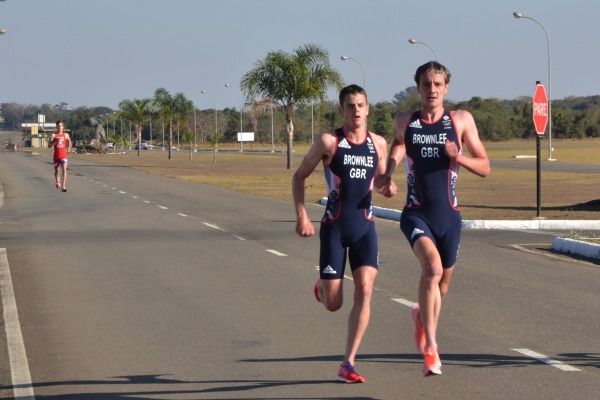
<box><xmin>0</xmin><ymin>248</ymin><xmax>35</xmax><ymax>399</ymax></box>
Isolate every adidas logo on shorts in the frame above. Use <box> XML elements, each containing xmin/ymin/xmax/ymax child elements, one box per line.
<box><xmin>411</xmin><ymin>228</ymin><xmax>425</xmax><ymax>240</ymax></box>
<box><xmin>323</xmin><ymin>265</ymin><xmax>337</xmax><ymax>274</ymax></box>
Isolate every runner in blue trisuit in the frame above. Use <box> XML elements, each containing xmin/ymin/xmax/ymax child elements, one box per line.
<box><xmin>376</xmin><ymin>61</ymin><xmax>490</xmax><ymax>376</ymax></box>
<box><xmin>293</xmin><ymin>85</ymin><xmax>390</xmax><ymax>383</ymax></box>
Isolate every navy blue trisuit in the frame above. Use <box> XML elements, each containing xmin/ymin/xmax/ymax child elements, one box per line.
<box><xmin>319</xmin><ymin>128</ymin><xmax>380</xmax><ymax>280</ymax></box>
<box><xmin>400</xmin><ymin>110</ymin><xmax>462</xmax><ymax>269</ymax></box>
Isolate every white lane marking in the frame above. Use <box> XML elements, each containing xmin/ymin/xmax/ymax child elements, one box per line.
<box><xmin>512</xmin><ymin>348</ymin><xmax>581</xmax><ymax>371</ymax></box>
<box><xmin>177</xmin><ymin>213</ymin><xmax>187</xmax><ymax>217</ymax></box>
<box><xmin>144</xmin><ymin>200</ymin><xmax>151</xmax><ymax>204</ymax></box>
<box><xmin>132</xmin><ymin>196</ymin><xmax>138</xmax><ymax>199</ymax></box>
<box><xmin>158</xmin><ymin>205</ymin><xmax>168</xmax><ymax>210</ymax></box>
<box><xmin>204</xmin><ymin>222</ymin><xmax>225</xmax><ymax>231</ymax></box>
<box><xmin>266</xmin><ymin>249</ymin><xmax>287</xmax><ymax>257</ymax></box>
<box><xmin>0</xmin><ymin>248</ymin><xmax>35</xmax><ymax>399</ymax></box>
<box><xmin>392</xmin><ymin>298</ymin><xmax>416</xmax><ymax>307</ymax></box>
<box><xmin>118</xmin><ymin>191</ymin><xmax>126</xmax><ymax>194</ymax></box>
<box><xmin>233</xmin><ymin>235</ymin><xmax>246</xmax><ymax>241</ymax></box>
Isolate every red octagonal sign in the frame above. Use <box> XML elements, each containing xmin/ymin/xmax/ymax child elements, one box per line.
<box><xmin>533</xmin><ymin>84</ymin><xmax>548</xmax><ymax>136</ymax></box>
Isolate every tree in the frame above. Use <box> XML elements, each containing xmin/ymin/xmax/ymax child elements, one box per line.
<box><xmin>153</xmin><ymin>88</ymin><xmax>193</xmax><ymax>160</ymax></box>
<box><xmin>241</xmin><ymin>43</ymin><xmax>344</xmax><ymax>169</ymax></box>
<box><xmin>118</xmin><ymin>98</ymin><xmax>152</xmax><ymax>156</ymax></box>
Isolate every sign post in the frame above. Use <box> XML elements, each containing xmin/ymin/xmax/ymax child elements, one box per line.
<box><xmin>533</xmin><ymin>82</ymin><xmax>548</xmax><ymax>218</ymax></box>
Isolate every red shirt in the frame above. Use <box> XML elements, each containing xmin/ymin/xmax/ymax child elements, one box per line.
<box><xmin>53</xmin><ymin>132</ymin><xmax>68</xmax><ymax>162</ymax></box>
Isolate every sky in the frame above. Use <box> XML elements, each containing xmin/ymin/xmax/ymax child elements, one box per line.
<box><xmin>0</xmin><ymin>0</ymin><xmax>597</xmax><ymax>111</ymax></box>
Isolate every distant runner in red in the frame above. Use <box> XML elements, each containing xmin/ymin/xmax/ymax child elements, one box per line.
<box><xmin>48</xmin><ymin>120</ymin><xmax>72</xmax><ymax>192</ymax></box>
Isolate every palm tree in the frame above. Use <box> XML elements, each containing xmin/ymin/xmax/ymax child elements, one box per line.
<box><xmin>118</xmin><ymin>98</ymin><xmax>152</xmax><ymax>156</ymax></box>
<box><xmin>153</xmin><ymin>88</ymin><xmax>193</xmax><ymax>160</ymax></box>
<box><xmin>241</xmin><ymin>43</ymin><xmax>344</xmax><ymax>169</ymax></box>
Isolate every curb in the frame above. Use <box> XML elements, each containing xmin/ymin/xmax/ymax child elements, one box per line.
<box><xmin>320</xmin><ymin>198</ymin><xmax>600</xmax><ymax>262</ymax></box>
<box><xmin>551</xmin><ymin>237</ymin><xmax>600</xmax><ymax>261</ymax></box>
<box><xmin>319</xmin><ymin>198</ymin><xmax>600</xmax><ymax>231</ymax></box>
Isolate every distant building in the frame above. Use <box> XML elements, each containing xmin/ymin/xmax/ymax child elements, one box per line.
<box><xmin>21</xmin><ymin>114</ymin><xmax>69</xmax><ymax>148</ymax></box>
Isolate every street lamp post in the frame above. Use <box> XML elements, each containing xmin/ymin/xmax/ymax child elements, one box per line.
<box><xmin>225</xmin><ymin>83</ymin><xmax>244</xmax><ymax>152</ymax></box>
<box><xmin>201</xmin><ymin>90</ymin><xmax>218</xmax><ymax>150</ymax></box>
<box><xmin>513</xmin><ymin>11</ymin><xmax>554</xmax><ymax>161</ymax></box>
<box><xmin>340</xmin><ymin>56</ymin><xmax>366</xmax><ymax>129</ymax></box>
<box><xmin>408</xmin><ymin>38</ymin><xmax>438</xmax><ymax>61</ymax></box>
<box><xmin>340</xmin><ymin>55</ymin><xmax>366</xmax><ymax>89</ymax></box>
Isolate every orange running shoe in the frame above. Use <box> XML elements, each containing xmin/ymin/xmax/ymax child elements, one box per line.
<box><xmin>411</xmin><ymin>304</ymin><xmax>426</xmax><ymax>354</ymax></box>
<box><xmin>336</xmin><ymin>363</ymin><xmax>365</xmax><ymax>383</ymax></box>
<box><xmin>421</xmin><ymin>346</ymin><xmax>442</xmax><ymax>376</ymax></box>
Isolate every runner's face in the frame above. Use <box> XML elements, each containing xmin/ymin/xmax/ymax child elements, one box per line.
<box><xmin>418</xmin><ymin>70</ymin><xmax>448</xmax><ymax>109</ymax></box>
<box><xmin>57</xmin><ymin>123</ymin><xmax>64</xmax><ymax>132</ymax></box>
<box><xmin>340</xmin><ymin>93</ymin><xmax>369</xmax><ymax>129</ymax></box>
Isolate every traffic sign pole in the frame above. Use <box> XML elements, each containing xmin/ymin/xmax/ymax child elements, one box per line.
<box><xmin>534</xmin><ymin>81</ymin><xmax>545</xmax><ymax>217</ymax></box>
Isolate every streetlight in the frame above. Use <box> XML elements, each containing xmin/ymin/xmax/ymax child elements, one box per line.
<box><xmin>408</xmin><ymin>38</ymin><xmax>438</xmax><ymax>61</ymax></box>
<box><xmin>225</xmin><ymin>83</ymin><xmax>244</xmax><ymax>152</ymax></box>
<box><xmin>201</xmin><ymin>90</ymin><xmax>218</xmax><ymax>150</ymax></box>
<box><xmin>340</xmin><ymin>56</ymin><xmax>366</xmax><ymax>129</ymax></box>
<box><xmin>340</xmin><ymin>55</ymin><xmax>366</xmax><ymax>89</ymax></box>
<box><xmin>513</xmin><ymin>11</ymin><xmax>554</xmax><ymax>161</ymax></box>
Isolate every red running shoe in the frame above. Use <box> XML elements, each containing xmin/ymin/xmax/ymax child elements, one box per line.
<box><xmin>421</xmin><ymin>347</ymin><xmax>442</xmax><ymax>376</ymax></box>
<box><xmin>411</xmin><ymin>303</ymin><xmax>426</xmax><ymax>354</ymax></box>
<box><xmin>313</xmin><ymin>278</ymin><xmax>322</xmax><ymax>302</ymax></box>
<box><xmin>55</xmin><ymin>181</ymin><xmax>60</xmax><ymax>190</ymax></box>
<box><xmin>336</xmin><ymin>363</ymin><xmax>365</xmax><ymax>383</ymax></box>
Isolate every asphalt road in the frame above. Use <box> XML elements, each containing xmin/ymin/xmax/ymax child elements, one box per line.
<box><xmin>0</xmin><ymin>151</ymin><xmax>599</xmax><ymax>400</ymax></box>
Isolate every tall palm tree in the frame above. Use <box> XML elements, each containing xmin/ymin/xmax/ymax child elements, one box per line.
<box><xmin>118</xmin><ymin>98</ymin><xmax>152</xmax><ymax>156</ymax></box>
<box><xmin>153</xmin><ymin>88</ymin><xmax>193</xmax><ymax>160</ymax></box>
<box><xmin>241</xmin><ymin>43</ymin><xmax>344</xmax><ymax>169</ymax></box>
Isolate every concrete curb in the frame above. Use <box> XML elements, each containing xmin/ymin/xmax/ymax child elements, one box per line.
<box><xmin>551</xmin><ymin>237</ymin><xmax>600</xmax><ymax>261</ymax></box>
<box><xmin>320</xmin><ymin>198</ymin><xmax>600</xmax><ymax>262</ymax></box>
<box><xmin>319</xmin><ymin>198</ymin><xmax>600</xmax><ymax>230</ymax></box>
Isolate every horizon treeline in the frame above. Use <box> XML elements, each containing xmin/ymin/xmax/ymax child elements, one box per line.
<box><xmin>2</xmin><ymin>88</ymin><xmax>600</xmax><ymax>146</ymax></box>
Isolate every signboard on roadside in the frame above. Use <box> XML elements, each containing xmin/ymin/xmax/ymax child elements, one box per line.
<box><xmin>237</xmin><ymin>132</ymin><xmax>255</xmax><ymax>142</ymax></box>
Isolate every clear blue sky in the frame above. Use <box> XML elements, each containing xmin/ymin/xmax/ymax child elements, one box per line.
<box><xmin>0</xmin><ymin>0</ymin><xmax>596</xmax><ymax>110</ymax></box>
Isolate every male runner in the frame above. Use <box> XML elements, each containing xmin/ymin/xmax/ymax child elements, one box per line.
<box><xmin>293</xmin><ymin>85</ymin><xmax>390</xmax><ymax>383</ymax></box>
<box><xmin>48</xmin><ymin>120</ymin><xmax>72</xmax><ymax>192</ymax></box>
<box><xmin>376</xmin><ymin>61</ymin><xmax>490</xmax><ymax>376</ymax></box>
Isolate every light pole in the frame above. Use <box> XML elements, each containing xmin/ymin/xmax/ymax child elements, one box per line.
<box><xmin>513</xmin><ymin>11</ymin><xmax>554</xmax><ymax>161</ymax></box>
<box><xmin>201</xmin><ymin>90</ymin><xmax>218</xmax><ymax>150</ymax></box>
<box><xmin>408</xmin><ymin>38</ymin><xmax>438</xmax><ymax>61</ymax></box>
<box><xmin>340</xmin><ymin>55</ymin><xmax>366</xmax><ymax>89</ymax></box>
<box><xmin>225</xmin><ymin>83</ymin><xmax>244</xmax><ymax>152</ymax></box>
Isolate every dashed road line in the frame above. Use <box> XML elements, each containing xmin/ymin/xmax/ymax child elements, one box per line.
<box><xmin>512</xmin><ymin>348</ymin><xmax>581</xmax><ymax>371</ymax></box>
<box><xmin>204</xmin><ymin>222</ymin><xmax>225</xmax><ymax>231</ymax></box>
<box><xmin>266</xmin><ymin>249</ymin><xmax>287</xmax><ymax>256</ymax></box>
<box><xmin>392</xmin><ymin>297</ymin><xmax>416</xmax><ymax>308</ymax></box>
